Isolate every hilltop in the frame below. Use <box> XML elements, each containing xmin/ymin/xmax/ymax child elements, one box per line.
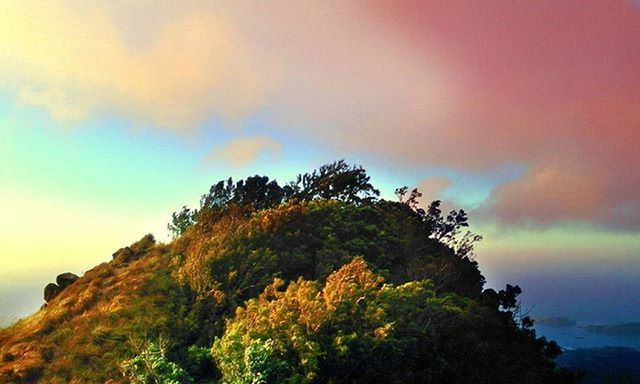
<box><xmin>0</xmin><ymin>162</ymin><xmax>580</xmax><ymax>383</ymax></box>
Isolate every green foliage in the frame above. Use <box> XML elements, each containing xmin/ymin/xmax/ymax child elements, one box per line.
<box><xmin>214</xmin><ymin>337</ymin><xmax>291</xmax><ymax>384</ymax></box>
<box><xmin>396</xmin><ymin>187</ymin><xmax>483</xmax><ymax>259</ymax></box>
<box><xmin>169</xmin><ymin>161</ymin><xmax>380</xmax><ymax>236</ymax></box>
<box><xmin>213</xmin><ymin>258</ymin><xmax>465</xmax><ymax>384</ymax></box>
<box><xmin>120</xmin><ymin>339</ymin><xmax>193</xmax><ymax>384</ymax></box>
<box><xmin>169</xmin><ymin>206</ymin><xmax>198</xmax><ymax>238</ymax></box>
<box><xmin>213</xmin><ymin>257</ymin><xmax>574</xmax><ymax>384</ymax></box>
<box><xmin>174</xmin><ymin>186</ymin><xmax>486</xmax><ymax>346</ymax></box>
<box><xmin>285</xmin><ymin>160</ymin><xmax>380</xmax><ymax>203</ymax></box>
<box><xmin>189</xmin><ymin>198</ymin><xmax>484</xmax><ymax>302</ymax></box>
<box><xmin>182</xmin><ymin>345</ymin><xmax>218</xmax><ymax>383</ymax></box>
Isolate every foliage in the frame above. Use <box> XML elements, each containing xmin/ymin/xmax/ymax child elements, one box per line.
<box><xmin>169</xmin><ymin>206</ymin><xmax>198</xmax><ymax>238</ymax></box>
<box><xmin>214</xmin><ymin>257</ymin><xmax>573</xmax><ymax>383</ymax></box>
<box><xmin>0</xmin><ymin>161</ymin><xmax>580</xmax><ymax>383</ymax></box>
<box><xmin>214</xmin><ymin>258</ymin><xmax>480</xmax><ymax>384</ymax></box>
<box><xmin>201</xmin><ymin>176</ymin><xmax>285</xmax><ymax>213</ymax></box>
<box><xmin>285</xmin><ymin>160</ymin><xmax>380</xmax><ymax>203</ymax></box>
<box><xmin>186</xmin><ymin>198</ymin><xmax>484</xmax><ymax>300</ymax></box>
<box><xmin>169</xmin><ymin>160</ymin><xmax>380</xmax><ymax>236</ymax></box>
<box><xmin>120</xmin><ymin>339</ymin><xmax>193</xmax><ymax>384</ymax></box>
<box><xmin>212</xmin><ymin>258</ymin><xmax>372</xmax><ymax>383</ymax></box>
<box><xmin>173</xmin><ymin>345</ymin><xmax>219</xmax><ymax>384</ymax></box>
<box><xmin>396</xmin><ymin>187</ymin><xmax>483</xmax><ymax>259</ymax></box>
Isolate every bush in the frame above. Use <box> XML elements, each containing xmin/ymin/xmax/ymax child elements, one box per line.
<box><xmin>120</xmin><ymin>339</ymin><xmax>193</xmax><ymax>384</ymax></box>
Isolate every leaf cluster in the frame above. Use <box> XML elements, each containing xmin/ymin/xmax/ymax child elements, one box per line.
<box><xmin>169</xmin><ymin>161</ymin><xmax>380</xmax><ymax>238</ymax></box>
<box><xmin>213</xmin><ymin>258</ymin><xmax>570</xmax><ymax>384</ymax></box>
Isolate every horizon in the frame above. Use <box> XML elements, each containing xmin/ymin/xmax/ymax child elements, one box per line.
<box><xmin>1</xmin><ymin>1</ymin><xmax>639</xmax><ymax>346</ymax></box>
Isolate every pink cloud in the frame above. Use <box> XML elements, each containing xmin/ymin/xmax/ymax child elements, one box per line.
<box><xmin>484</xmin><ymin>161</ymin><xmax>609</xmax><ymax>224</ymax></box>
<box><xmin>3</xmin><ymin>1</ymin><xmax>639</xmax><ymax>227</ymax></box>
<box><xmin>336</xmin><ymin>1</ymin><xmax>640</xmax><ymax>227</ymax></box>
<box><xmin>417</xmin><ymin>177</ymin><xmax>452</xmax><ymax>204</ymax></box>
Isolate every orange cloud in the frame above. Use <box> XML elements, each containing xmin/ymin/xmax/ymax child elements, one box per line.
<box><xmin>206</xmin><ymin>137</ymin><xmax>282</xmax><ymax>167</ymax></box>
<box><xmin>0</xmin><ymin>1</ymin><xmax>276</xmax><ymax>129</ymax></box>
<box><xmin>416</xmin><ymin>176</ymin><xmax>452</xmax><ymax>204</ymax></box>
<box><xmin>485</xmin><ymin>162</ymin><xmax>608</xmax><ymax>224</ymax></box>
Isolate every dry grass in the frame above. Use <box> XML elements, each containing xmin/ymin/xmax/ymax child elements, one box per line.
<box><xmin>0</xmin><ymin>236</ymin><xmax>189</xmax><ymax>383</ymax></box>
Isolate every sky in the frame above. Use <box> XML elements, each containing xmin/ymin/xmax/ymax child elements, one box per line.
<box><xmin>1</xmin><ymin>1</ymin><xmax>639</xmax><ymax>330</ymax></box>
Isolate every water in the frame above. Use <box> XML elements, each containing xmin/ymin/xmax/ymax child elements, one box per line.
<box><xmin>535</xmin><ymin>324</ymin><xmax>640</xmax><ymax>350</ymax></box>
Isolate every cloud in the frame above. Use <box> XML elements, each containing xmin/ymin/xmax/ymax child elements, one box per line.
<box><xmin>219</xmin><ymin>0</ymin><xmax>640</xmax><ymax>228</ymax></box>
<box><xmin>207</xmin><ymin>137</ymin><xmax>282</xmax><ymax>167</ymax></box>
<box><xmin>416</xmin><ymin>176</ymin><xmax>452</xmax><ymax>204</ymax></box>
<box><xmin>2</xmin><ymin>0</ymin><xmax>639</xmax><ymax>228</ymax></box>
<box><xmin>482</xmin><ymin>161</ymin><xmax>609</xmax><ymax>225</ymax></box>
<box><xmin>0</xmin><ymin>1</ymin><xmax>276</xmax><ymax>129</ymax></box>
<box><xmin>266</xmin><ymin>0</ymin><xmax>640</xmax><ymax>229</ymax></box>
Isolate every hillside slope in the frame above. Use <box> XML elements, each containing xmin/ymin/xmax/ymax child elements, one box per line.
<box><xmin>0</xmin><ymin>235</ymin><xmax>192</xmax><ymax>383</ymax></box>
<box><xmin>0</xmin><ymin>162</ymin><xmax>579</xmax><ymax>383</ymax></box>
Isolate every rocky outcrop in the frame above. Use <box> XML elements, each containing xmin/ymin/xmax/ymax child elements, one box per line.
<box><xmin>111</xmin><ymin>246</ymin><xmax>134</xmax><ymax>263</ymax></box>
<box><xmin>56</xmin><ymin>272</ymin><xmax>79</xmax><ymax>289</ymax></box>
<box><xmin>42</xmin><ymin>272</ymin><xmax>80</xmax><ymax>305</ymax></box>
<box><xmin>43</xmin><ymin>283</ymin><xmax>61</xmax><ymax>303</ymax></box>
<box><xmin>112</xmin><ymin>234</ymin><xmax>156</xmax><ymax>264</ymax></box>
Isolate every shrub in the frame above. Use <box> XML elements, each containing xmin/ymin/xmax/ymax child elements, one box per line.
<box><xmin>120</xmin><ymin>339</ymin><xmax>193</xmax><ymax>384</ymax></box>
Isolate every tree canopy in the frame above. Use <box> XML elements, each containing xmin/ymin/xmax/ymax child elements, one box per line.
<box><xmin>166</xmin><ymin>162</ymin><xmax>578</xmax><ymax>383</ymax></box>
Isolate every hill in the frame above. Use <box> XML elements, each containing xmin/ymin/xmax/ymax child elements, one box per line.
<box><xmin>584</xmin><ymin>323</ymin><xmax>640</xmax><ymax>337</ymax></box>
<box><xmin>0</xmin><ymin>162</ymin><xmax>580</xmax><ymax>383</ymax></box>
<box><xmin>557</xmin><ymin>347</ymin><xmax>640</xmax><ymax>384</ymax></box>
<box><xmin>535</xmin><ymin>317</ymin><xmax>577</xmax><ymax>327</ymax></box>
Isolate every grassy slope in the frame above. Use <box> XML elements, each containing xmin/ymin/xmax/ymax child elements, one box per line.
<box><xmin>0</xmin><ymin>239</ymin><xmax>190</xmax><ymax>383</ymax></box>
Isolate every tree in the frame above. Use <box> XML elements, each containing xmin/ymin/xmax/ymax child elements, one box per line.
<box><xmin>169</xmin><ymin>162</ymin><xmax>379</xmax><ymax>238</ymax></box>
<box><xmin>394</xmin><ymin>186</ymin><xmax>425</xmax><ymax>216</ymax></box>
<box><xmin>286</xmin><ymin>160</ymin><xmax>380</xmax><ymax>203</ymax></box>
<box><xmin>200</xmin><ymin>178</ymin><xmax>235</xmax><ymax>210</ymax></box>
<box><xmin>213</xmin><ymin>258</ymin><xmax>470</xmax><ymax>384</ymax></box>
<box><xmin>395</xmin><ymin>187</ymin><xmax>483</xmax><ymax>259</ymax></box>
<box><xmin>233</xmin><ymin>175</ymin><xmax>285</xmax><ymax>210</ymax></box>
<box><xmin>200</xmin><ymin>176</ymin><xmax>284</xmax><ymax>212</ymax></box>
<box><xmin>168</xmin><ymin>206</ymin><xmax>198</xmax><ymax>238</ymax></box>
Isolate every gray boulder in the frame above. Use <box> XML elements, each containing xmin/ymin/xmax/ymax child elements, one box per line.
<box><xmin>44</xmin><ymin>283</ymin><xmax>61</xmax><ymax>303</ymax></box>
<box><xmin>56</xmin><ymin>272</ymin><xmax>79</xmax><ymax>289</ymax></box>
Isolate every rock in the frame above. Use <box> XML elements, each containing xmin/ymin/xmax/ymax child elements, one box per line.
<box><xmin>112</xmin><ymin>234</ymin><xmax>156</xmax><ymax>264</ymax></box>
<box><xmin>56</xmin><ymin>272</ymin><xmax>79</xmax><ymax>289</ymax></box>
<box><xmin>112</xmin><ymin>246</ymin><xmax>134</xmax><ymax>262</ymax></box>
<box><xmin>44</xmin><ymin>283</ymin><xmax>61</xmax><ymax>303</ymax></box>
<box><xmin>131</xmin><ymin>233</ymin><xmax>155</xmax><ymax>254</ymax></box>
